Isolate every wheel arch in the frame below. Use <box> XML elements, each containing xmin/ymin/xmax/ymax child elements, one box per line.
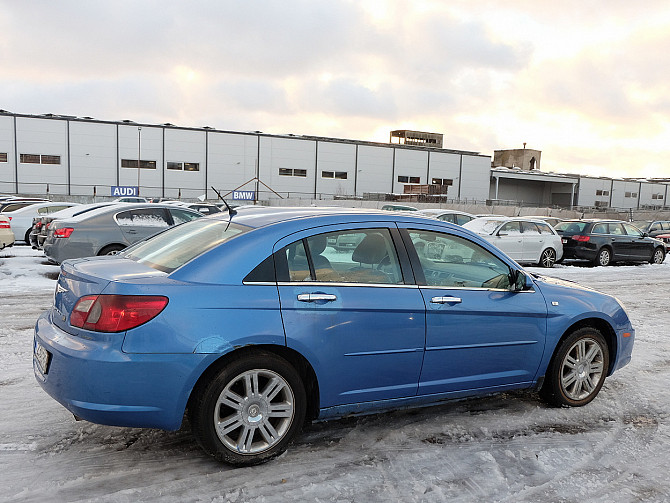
<box><xmin>97</xmin><ymin>243</ymin><xmax>127</xmax><ymax>255</ymax></box>
<box><xmin>546</xmin><ymin>317</ymin><xmax>618</xmax><ymax>376</ymax></box>
<box><xmin>186</xmin><ymin>344</ymin><xmax>321</xmax><ymax>423</ymax></box>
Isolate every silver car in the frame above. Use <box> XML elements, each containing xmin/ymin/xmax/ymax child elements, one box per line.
<box><xmin>43</xmin><ymin>203</ymin><xmax>203</xmax><ymax>264</ymax></box>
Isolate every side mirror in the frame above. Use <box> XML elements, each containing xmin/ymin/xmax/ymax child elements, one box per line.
<box><xmin>509</xmin><ymin>269</ymin><xmax>529</xmax><ymax>291</ymax></box>
<box><xmin>642</xmin><ymin>232</ymin><xmax>649</xmax><ymax>237</ymax></box>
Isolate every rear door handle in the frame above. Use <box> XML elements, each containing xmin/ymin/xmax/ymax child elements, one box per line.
<box><xmin>297</xmin><ymin>293</ymin><xmax>337</xmax><ymax>302</ymax></box>
<box><xmin>431</xmin><ymin>296</ymin><xmax>462</xmax><ymax>304</ymax></box>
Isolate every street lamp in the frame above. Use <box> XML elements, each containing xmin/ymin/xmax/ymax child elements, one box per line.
<box><xmin>137</xmin><ymin>127</ymin><xmax>142</xmax><ymax>195</ymax></box>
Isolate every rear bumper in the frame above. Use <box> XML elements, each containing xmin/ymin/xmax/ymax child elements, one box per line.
<box><xmin>33</xmin><ymin>310</ymin><xmax>208</xmax><ymax>430</ymax></box>
<box><xmin>561</xmin><ymin>244</ymin><xmax>597</xmax><ymax>261</ymax></box>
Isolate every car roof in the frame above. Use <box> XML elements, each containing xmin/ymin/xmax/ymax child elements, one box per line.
<box><xmin>62</xmin><ymin>202</ymin><xmax>201</xmax><ymax>222</ymax></box>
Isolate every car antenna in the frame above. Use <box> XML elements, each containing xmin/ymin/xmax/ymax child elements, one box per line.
<box><xmin>210</xmin><ymin>186</ymin><xmax>237</xmax><ymax>217</ymax></box>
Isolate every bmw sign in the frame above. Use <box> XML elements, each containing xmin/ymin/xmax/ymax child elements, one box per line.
<box><xmin>232</xmin><ymin>190</ymin><xmax>256</xmax><ymax>201</ymax></box>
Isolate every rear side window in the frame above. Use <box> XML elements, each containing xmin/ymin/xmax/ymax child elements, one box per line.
<box><xmin>437</xmin><ymin>214</ymin><xmax>455</xmax><ymax>223</ymax></box>
<box><xmin>116</xmin><ymin>208</ymin><xmax>170</xmax><ymax>228</ymax></box>
<box><xmin>279</xmin><ymin>228</ymin><xmax>403</xmax><ymax>285</ymax></box>
<box><xmin>592</xmin><ymin>223</ymin><xmax>607</xmax><ymax>234</ymax></box>
<box><xmin>455</xmin><ymin>214</ymin><xmax>473</xmax><ymax>225</ymax></box>
<box><xmin>124</xmin><ymin>219</ymin><xmax>248</xmax><ymax>273</ymax></box>
<box><xmin>521</xmin><ymin>222</ymin><xmax>540</xmax><ymax>235</ymax></box>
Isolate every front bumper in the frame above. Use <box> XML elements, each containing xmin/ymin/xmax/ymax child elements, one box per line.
<box><xmin>33</xmin><ymin>310</ymin><xmax>208</xmax><ymax>430</ymax></box>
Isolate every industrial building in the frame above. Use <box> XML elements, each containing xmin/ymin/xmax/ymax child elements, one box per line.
<box><xmin>0</xmin><ymin>111</ymin><xmax>668</xmax><ymax>210</ymax></box>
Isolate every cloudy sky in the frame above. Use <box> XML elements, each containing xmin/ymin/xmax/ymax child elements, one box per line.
<box><xmin>2</xmin><ymin>0</ymin><xmax>669</xmax><ymax>178</ymax></box>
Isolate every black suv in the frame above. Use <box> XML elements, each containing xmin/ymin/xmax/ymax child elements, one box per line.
<box><xmin>554</xmin><ymin>219</ymin><xmax>666</xmax><ymax>266</ymax></box>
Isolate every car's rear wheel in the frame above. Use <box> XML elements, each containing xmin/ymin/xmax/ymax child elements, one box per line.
<box><xmin>539</xmin><ymin>248</ymin><xmax>557</xmax><ymax>268</ymax></box>
<box><xmin>98</xmin><ymin>244</ymin><xmax>126</xmax><ymax>256</ymax></box>
<box><xmin>191</xmin><ymin>352</ymin><xmax>306</xmax><ymax>466</ymax></box>
<box><xmin>651</xmin><ymin>247</ymin><xmax>665</xmax><ymax>264</ymax></box>
<box><xmin>594</xmin><ymin>247</ymin><xmax>611</xmax><ymax>266</ymax></box>
<box><xmin>540</xmin><ymin>327</ymin><xmax>609</xmax><ymax>407</ymax></box>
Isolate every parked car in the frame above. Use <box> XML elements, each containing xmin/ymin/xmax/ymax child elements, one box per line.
<box><xmin>0</xmin><ymin>215</ymin><xmax>15</xmax><ymax>250</ymax></box>
<box><xmin>29</xmin><ymin>203</ymin><xmax>118</xmax><ymax>249</ymax></box>
<box><xmin>416</xmin><ymin>209</ymin><xmax>476</xmax><ymax>226</ymax></box>
<box><xmin>381</xmin><ymin>204</ymin><xmax>418</xmax><ymax>211</ymax></box>
<box><xmin>523</xmin><ymin>216</ymin><xmax>564</xmax><ymax>228</ymax></box>
<box><xmin>0</xmin><ymin>198</ymin><xmax>50</xmax><ymax>213</ymax></box>
<box><xmin>42</xmin><ymin>203</ymin><xmax>203</xmax><ymax>264</ymax></box>
<box><xmin>5</xmin><ymin>201</ymin><xmax>79</xmax><ymax>245</ymax></box>
<box><xmin>34</xmin><ymin>207</ymin><xmax>634</xmax><ymax>465</ymax></box>
<box><xmin>163</xmin><ymin>201</ymin><xmax>223</xmax><ymax>215</ymax></box>
<box><xmin>463</xmin><ymin>216</ymin><xmax>563</xmax><ymax>267</ymax></box>
<box><xmin>113</xmin><ymin>196</ymin><xmax>148</xmax><ymax>203</ymax></box>
<box><xmin>554</xmin><ymin>219</ymin><xmax>666</xmax><ymax>266</ymax></box>
<box><xmin>632</xmin><ymin>220</ymin><xmax>670</xmax><ymax>242</ymax></box>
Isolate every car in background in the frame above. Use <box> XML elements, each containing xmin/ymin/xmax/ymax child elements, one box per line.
<box><xmin>0</xmin><ymin>215</ymin><xmax>14</xmax><ymax>250</ymax></box>
<box><xmin>113</xmin><ymin>196</ymin><xmax>148</xmax><ymax>203</ymax></box>
<box><xmin>632</xmin><ymin>220</ymin><xmax>670</xmax><ymax>242</ymax></box>
<box><xmin>43</xmin><ymin>203</ymin><xmax>203</xmax><ymax>264</ymax></box>
<box><xmin>34</xmin><ymin>207</ymin><xmax>635</xmax><ymax>465</ymax></box>
<box><xmin>524</xmin><ymin>216</ymin><xmax>564</xmax><ymax>228</ymax></box>
<box><xmin>0</xmin><ymin>198</ymin><xmax>50</xmax><ymax>213</ymax></box>
<box><xmin>463</xmin><ymin>216</ymin><xmax>563</xmax><ymax>267</ymax></box>
<box><xmin>381</xmin><ymin>204</ymin><xmax>418</xmax><ymax>212</ymax></box>
<box><xmin>554</xmin><ymin>219</ymin><xmax>666</xmax><ymax>266</ymax></box>
<box><xmin>5</xmin><ymin>201</ymin><xmax>80</xmax><ymax>245</ymax></box>
<box><xmin>29</xmin><ymin>202</ymin><xmax>118</xmax><ymax>249</ymax></box>
<box><xmin>416</xmin><ymin>208</ymin><xmax>475</xmax><ymax>226</ymax></box>
<box><xmin>164</xmin><ymin>201</ymin><xmax>222</xmax><ymax>215</ymax></box>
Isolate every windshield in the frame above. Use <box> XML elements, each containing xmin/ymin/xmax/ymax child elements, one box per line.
<box><xmin>463</xmin><ymin>219</ymin><xmax>503</xmax><ymax>235</ymax></box>
<box><xmin>123</xmin><ymin>219</ymin><xmax>249</xmax><ymax>273</ymax></box>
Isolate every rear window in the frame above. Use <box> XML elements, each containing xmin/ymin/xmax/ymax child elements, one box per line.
<box><xmin>554</xmin><ymin>221</ymin><xmax>587</xmax><ymax>233</ymax></box>
<box><xmin>123</xmin><ymin>219</ymin><xmax>249</xmax><ymax>273</ymax></box>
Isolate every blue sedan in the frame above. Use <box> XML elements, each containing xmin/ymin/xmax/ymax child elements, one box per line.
<box><xmin>33</xmin><ymin>207</ymin><xmax>635</xmax><ymax>465</ymax></box>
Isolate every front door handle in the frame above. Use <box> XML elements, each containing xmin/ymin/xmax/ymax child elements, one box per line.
<box><xmin>431</xmin><ymin>296</ymin><xmax>462</xmax><ymax>304</ymax></box>
<box><xmin>297</xmin><ymin>293</ymin><xmax>337</xmax><ymax>302</ymax></box>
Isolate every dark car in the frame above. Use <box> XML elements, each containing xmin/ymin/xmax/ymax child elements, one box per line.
<box><xmin>554</xmin><ymin>219</ymin><xmax>666</xmax><ymax>266</ymax></box>
<box><xmin>633</xmin><ymin>220</ymin><xmax>670</xmax><ymax>244</ymax></box>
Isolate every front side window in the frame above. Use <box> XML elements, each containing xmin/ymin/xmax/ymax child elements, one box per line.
<box><xmin>623</xmin><ymin>223</ymin><xmax>642</xmax><ymax>237</ymax></box>
<box><xmin>407</xmin><ymin>229</ymin><xmax>512</xmax><ymax>290</ymax></box>
<box><xmin>499</xmin><ymin>221</ymin><xmax>522</xmax><ymax>235</ymax></box>
<box><xmin>281</xmin><ymin>228</ymin><xmax>403</xmax><ymax>285</ymax></box>
<box><xmin>169</xmin><ymin>208</ymin><xmax>202</xmax><ymax>225</ymax></box>
<box><xmin>536</xmin><ymin>222</ymin><xmax>554</xmax><ymax>234</ymax></box>
<box><xmin>609</xmin><ymin>223</ymin><xmax>625</xmax><ymax>235</ymax></box>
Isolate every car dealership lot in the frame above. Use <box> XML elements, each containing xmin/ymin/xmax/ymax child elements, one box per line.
<box><xmin>1</xmin><ymin>246</ymin><xmax>670</xmax><ymax>502</ymax></box>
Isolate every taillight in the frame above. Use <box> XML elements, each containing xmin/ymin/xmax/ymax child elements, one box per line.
<box><xmin>571</xmin><ymin>235</ymin><xmax>591</xmax><ymax>242</ymax></box>
<box><xmin>0</xmin><ymin>221</ymin><xmax>9</xmax><ymax>229</ymax></box>
<box><xmin>54</xmin><ymin>227</ymin><xmax>74</xmax><ymax>238</ymax></box>
<box><xmin>70</xmin><ymin>295</ymin><xmax>168</xmax><ymax>332</ymax></box>
<box><xmin>36</xmin><ymin>221</ymin><xmax>43</xmax><ymax>229</ymax></box>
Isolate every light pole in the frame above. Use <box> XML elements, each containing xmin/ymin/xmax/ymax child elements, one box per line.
<box><xmin>137</xmin><ymin>127</ymin><xmax>142</xmax><ymax>195</ymax></box>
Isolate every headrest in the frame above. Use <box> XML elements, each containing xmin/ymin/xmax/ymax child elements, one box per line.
<box><xmin>352</xmin><ymin>233</ymin><xmax>386</xmax><ymax>264</ymax></box>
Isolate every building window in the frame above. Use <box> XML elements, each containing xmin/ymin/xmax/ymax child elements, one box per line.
<box><xmin>20</xmin><ymin>154</ymin><xmax>61</xmax><ymax>165</ymax></box>
<box><xmin>322</xmin><ymin>171</ymin><xmax>348</xmax><ymax>179</ymax></box>
<box><xmin>0</xmin><ymin>153</ymin><xmax>7</xmax><ymax>162</ymax></box>
<box><xmin>279</xmin><ymin>168</ymin><xmax>307</xmax><ymax>177</ymax></box>
<box><xmin>121</xmin><ymin>159</ymin><xmax>157</xmax><ymax>169</ymax></box>
<box><xmin>166</xmin><ymin>161</ymin><xmax>200</xmax><ymax>172</ymax></box>
<box><xmin>595</xmin><ymin>189</ymin><xmax>609</xmax><ymax>196</ymax></box>
<box><xmin>594</xmin><ymin>200</ymin><xmax>608</xmax><ymax>207</ymax></box>
<box><xmin>652</xmin><ymin>193</ymin><xmax>664</xmax><ymax>200</ymax></box>
<box><xmin>431</xmin><ymin>178</ymin><xmax>453</xmax><ymax>186</ymax></box>
<box><xmin>625</xmin><ymin>192</ymin><xmax>639</xmax><ymax>198</ymax></box>
<box><xmin>398</xmin><ymin>175</ymin><xmax>420</xmax><ymax>184</ymax></box>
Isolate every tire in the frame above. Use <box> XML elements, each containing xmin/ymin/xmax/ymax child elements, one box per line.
<box><xmin>650</xmin><ymin>247</ymin><xmax>665</xmax><ymax>265</ymax></box>
<box><xmin>24</xmin><ymin>229</ymin><xmax>32</xmax><ymax>245</ymax></box>
<box><xmin>540</xmin><ymin>327</ymin><xmax>609</xmax><ymax>407</ymax></box>
<box><xmin>98</xmin><ymin>244</ymin><xmax>126</xmax><ymax>256</ymax></box>
<box><xmin>594</xmin><ymin>247</ymin><xmax>611</xmax><ymax>267</ymax></box>
<box><xmin>191</xmin><ymin>352</ymin><xmax>306</xmax><ymax>466</ymax></box>
<box><xmin>539</xmin><ymin>248</ymin><xmax>556</xmax><ymax>268</ymax></box>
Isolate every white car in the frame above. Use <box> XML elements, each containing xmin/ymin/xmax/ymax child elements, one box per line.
<box><xmin>4</xmin><ymin>202</ymin><xmax>80</xmax><ymax>245</ymax></box>
<box><xmin>463</xmin><ymin>217</ymin><xmax>563</xmax><ymax>268</ymax></box>
<box><xmin>0</xmin><ymin>215</ymin><xmax>15</xmax><ymax>250</ymax></box>
<box><xmin>416</xmin><ymin>208</ymin><xmax>476</xmax><ymax>226</ymax></box>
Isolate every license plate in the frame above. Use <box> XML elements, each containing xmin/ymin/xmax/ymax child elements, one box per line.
<box><xmin>34</xmin><ymin>342</ymin><xmax>51</xmax><ymax>375</ymax></box>
<box><xmin>561</xmin><ymin>238</ymin><xmax>568</xmax><ymax>244</ymax></box>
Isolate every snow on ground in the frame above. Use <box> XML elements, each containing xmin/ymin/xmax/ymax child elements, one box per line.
<box><xmin>1</xmin><ymin>245</ymin><xmax>669</xmax><ymax>502</ymax></box>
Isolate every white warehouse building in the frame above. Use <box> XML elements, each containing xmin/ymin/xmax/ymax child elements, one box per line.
<box><xmin>0</xmin><ymin>112</ymin><xmax>491</xmax><ymax>202</ymax></box>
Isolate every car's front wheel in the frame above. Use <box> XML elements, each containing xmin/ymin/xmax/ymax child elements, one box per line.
<box><xmin>539</xmin><ymin>248</ymin><xmax>557</xmax><ymax>268</ymax></box>
<box><xmin>651</xmin><ymin>247</ymin><xmax>665</xmax><ymax>264</ymax></box>
<box><xmin>540</xmin><ymin>327</ymin><xmax>609</xmax><ymax>407</ymax></box>
<box><xmin>191</xmin><ymin>352</ymin><xmax>306</xmax><ymax>466</ymax></box>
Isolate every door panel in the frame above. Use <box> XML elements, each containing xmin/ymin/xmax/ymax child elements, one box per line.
<box><xmin>276</xmin><ymin>225</ymin><xmax>426</xmax><ymax>408</ymax></box>
<box><xmin>401</xmin><ymin>227</ymin><xmax>548</xmax><ymax>395</ymax></box>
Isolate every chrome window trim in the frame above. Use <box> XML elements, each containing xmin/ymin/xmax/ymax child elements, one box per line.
<box><xmin>419</xmin><ymin>285</ymin><xmax>536</xmax><ymax>294</ymax></box>
<box><xmin>244</xmin><ymin>280</ymin><xmax>419</xmax><ymax>289</ymax></box>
